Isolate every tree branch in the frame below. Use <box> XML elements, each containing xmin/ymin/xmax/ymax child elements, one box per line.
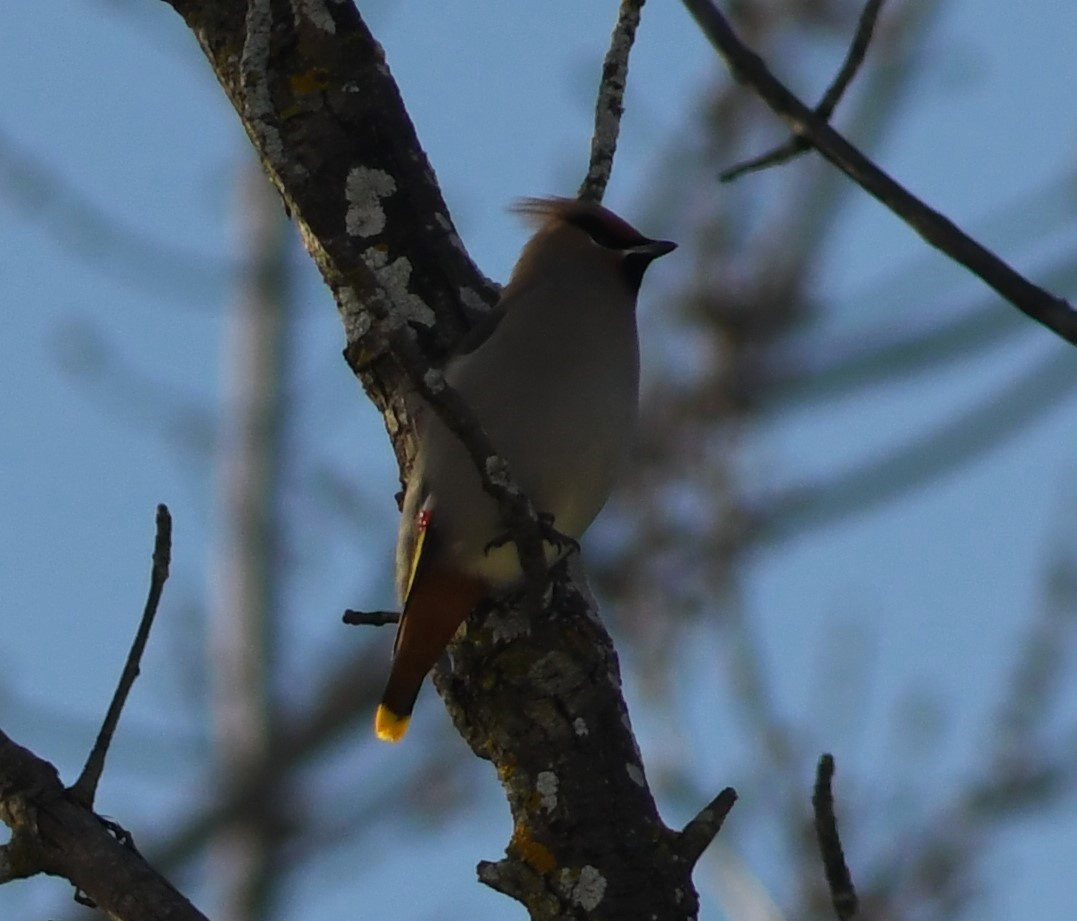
<box><xmin>70</xmin><ymin>504</ymin><xmax>172</xmax><ymax>809</ymax></box>
<box><xmin>683</xmin><ymin>0</ymin><xmax>1077</xmax><ymax>345</ymax></box>
<box><xmin>342</xmin><ymin>609</ymin><xmax>399</xmax><ymax>627</ymax></box>
<box><xmin>432</xmin><ymin>566</ymin><xmax>727</xmax><ymax>918</ymax></box>
<box><xmin>0</xmin><ymin>728</ymin><xmax>209</xmax><ymax>920</ymax></box>
<box><xmin>156</xmin><ymin>3</ymin><xmax>724</xmax><ymax>917</ymax></box>
<box><xmin>163</xmin><ymin>0</ymin><xmax>496</xmax><ymax>411</ymax></box>
<box><xmin>813</xmin><ymin>754</ymin><xmax>859</xmax><ymax>921</ymax></box>
<box><xmin>0</xmin><ymin>508</ymin><xmax>200</xmax><ymax>920</ymax></box>
<box><xmin>679</xmin><ymin>787</ymin><xmax>738</xmax><ymax>864</ymax></box>
<box><xmin>720</xmin><ymin>0</ymin><xmax>886</xmax><ymax>181</ymax></box>
<box><xmin>579</xmin><ymin>0</ymin><xmax>647</xmax><ymax>202</ymax></box>
<box><xmin>167</xmin><ymin>0</ymin><xmax>561</xmax><ymax>603</ymax></box>
<box><xmin>387</xmin><ymin>331</ymin><xmax>551</xmax><ymax>605</ymax></box>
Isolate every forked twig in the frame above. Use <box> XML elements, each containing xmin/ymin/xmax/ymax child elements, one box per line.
<box><xmin>721</xmin><ymin>0</ymin><xmax>886</xmax><ymax>181</ymax></box>
<box><xmin>682</xmin><ymin>0</ymin><xmax>1077</xmax><ymax>344</ymax></box>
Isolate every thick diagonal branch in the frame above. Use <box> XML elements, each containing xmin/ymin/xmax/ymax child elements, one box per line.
<box><xmin>720</xmin><ymin>0</ymin><xmax>886</xmax><ymax>181</ymax></box>
<box><xmin>683</xmin><ymin>0</ymin><xmax>1077</xmax><ymax>345</ymax></box>
<box><xmin>156</xmin><ymin>4</ymin><xmax>727</xmax><ymax>919</ymax></box>
<box><xmin>0</xmin><ymin>728</ymin><xmax>208</xmax><ymax>920</ymax></box>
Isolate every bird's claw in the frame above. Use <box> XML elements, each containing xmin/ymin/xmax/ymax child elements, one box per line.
<box><xmin>484</xmin><ymin>512</ymin><xmax>579</xmax><ymax>557</ymax></box>
<box><xmin>536</xmin><ymin>512</ymin><xmax>580</xmax><ymax>555</ymax></box>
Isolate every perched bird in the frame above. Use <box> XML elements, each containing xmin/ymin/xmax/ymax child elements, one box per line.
<box><xmin>376</xmin><ymin>197</ymin><xmax>675</xmax><ymax>742</ymax></box>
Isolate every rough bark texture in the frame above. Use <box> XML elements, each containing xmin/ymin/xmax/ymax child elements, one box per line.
<box><xmin>155</xmin><ymin>2</ymin><xmax>718</xmax><ymax>918</ymax></box>
<box><xmin>429</xmin><ymin>561</ymin><xmax>706</xmax><ymax>918</ymax></box>
<box><xmin>166</xmin><ymin>0</ymin><xmax>497</xmax><ymax>475</ymax></box>
<box><xmin>0</xmin><ymin>729</ymin><xmax>209</xmax><ymax>921</ymax></box>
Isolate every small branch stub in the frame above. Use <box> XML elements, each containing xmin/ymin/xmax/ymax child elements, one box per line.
<box><xmin>343</xmin><ymin>609</ymin><xmax>400</xmax><ymax>626</ymax></box>
<box><xmin>679</xmin><ymin>787</ymin><xmax>738</xmax><ymax>864</ymax></box>
<box><xmin>813</xmin><ymin>754</ymin><xmax>859</xmax><ymax>921</ymax></box>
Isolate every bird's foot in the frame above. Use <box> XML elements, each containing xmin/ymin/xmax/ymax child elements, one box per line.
<box><xmin>536</xmin><ymin>512</ymin><xmax>580</xmax><ymax>555</ymax></box>
<box><xmin>483</xmin><ymin>512</ymin><xmax>579</xmax><ymax>557</ymax></box>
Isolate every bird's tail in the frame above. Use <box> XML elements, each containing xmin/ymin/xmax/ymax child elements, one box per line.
<box><xmin>375</xmin><ymin>568</ymin><xmax>487</xmax><ymax>742</ymax></box>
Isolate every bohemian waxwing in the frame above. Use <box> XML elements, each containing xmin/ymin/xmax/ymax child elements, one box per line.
<box><xmin>376</xmin><ymin>196</ymin><xmax>676</xmax><ymax>741</ymax></box>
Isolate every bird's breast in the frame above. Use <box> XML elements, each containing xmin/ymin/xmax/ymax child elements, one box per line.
<box><xmin>414</xmin><ymin>290</ymin><xmax>639</xmax><ymax>584</ymax></box>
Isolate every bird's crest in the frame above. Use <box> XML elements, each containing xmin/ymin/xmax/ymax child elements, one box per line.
<box><xmin>512</xmin><ymin>196</ymin><xmax>650</xmax><ymax>251</ymax></box>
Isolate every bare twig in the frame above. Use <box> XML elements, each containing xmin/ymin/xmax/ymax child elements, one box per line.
<box><xmin>390</xmin><ymin>331</ymin><xmax>551</xmax><ymax>608</ymax></box>
<box><xmin>69</xmin><ymin>504</ymin><xmax>172</xmax><ymax>808</ymax></box>
<box><xmin>815</xmin><ymin>0</ymin><xmax>888</xmax><ymax>121</ymax></box>
<box><xmin>679</xmin><ymin>787</ymin><xmax>738</xmax><ymax>864</ymax></box>
<box><xmin>0</xmin><ymin>727</ymin><xmax>208</xmax><ymax>920</ymax></box>
<box><xmin>683</xmin><ymin>0</ymin><xmax>1077</xmax><ymax>345</ymax></box>
<box><xmin>813</xmin><ymin>754</ymin><xmax>859</xmax><ymax>921</ymax></box>
<box><xmin>342</xmin><ymin>609</ymin><xmax>400</xmax><ymax>627</ymax></box>
<box><xmin>579</xmin><ymin>0</ymin><xmax>647</xmax><ymax>202</ymax></box>
<box><xmin>721</xmin><ymin>0</ymin><xmax>886</xmax><ymax>181</ymax></box>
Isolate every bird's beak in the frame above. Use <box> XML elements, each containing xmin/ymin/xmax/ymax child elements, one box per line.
<box><xmin>629</xmin><ymin>239</ymin><xmax>677</xmax><ymax>260</ymax></box>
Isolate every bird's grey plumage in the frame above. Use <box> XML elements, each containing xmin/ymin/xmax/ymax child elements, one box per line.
<box><xmin>395</xmin><ymin>198</ymin><xmax>674</xmax><ymax>598</ymax></box>
<box><xmin>376</xmin><ymin>197</ymin><xmax>674</xmax><ymax>740</ymax></box>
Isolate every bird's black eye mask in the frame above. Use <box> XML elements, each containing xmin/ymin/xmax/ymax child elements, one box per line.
<box><xmin>568</xmin><ymin>210</ymin><xmax>650</xmax><ymax>252</ymax></box>
<box><xmin>510</xmin><ymin>196</ymin><xmax>673</xmax><ymax>292</ymax></box>
<box><xmin>566</xmin><ymin>211</ymin><xmax>670</xmax><ymax>291</ymax></box>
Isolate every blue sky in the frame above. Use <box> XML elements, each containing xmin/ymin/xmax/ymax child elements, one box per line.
<box><xmin>2</xmin><ymin>1</ymin><xmax>1077</xmax><ymax>919</ymax></box>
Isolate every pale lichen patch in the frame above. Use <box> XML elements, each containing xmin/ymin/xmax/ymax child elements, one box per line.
<box><xmin>336</xmin><ymin>295</ymin><xmax>373</xmax><ymax>342</ymax></box>
<box><xmin>458</xmin><ymin>286</ymin><xmax>489</xmax><ymax>314</ymax></box>
<box><xmin>488</xmin><ymin>610</ymin><xmax>531</xmax><ymax>643</ymax></box>
<box><xmin>360</xmin><ymin>247</ymin><xmax>434</xmax><ymax>326</ymax></box>
<box><xmin>240</xmin><ymin>0</ymin><xmax>287</xmax><ymax>169</ymax></box>
<box><xmin>292</xmin><ymin>0</ymin><xmax>336</xmax><ymax>32</ymax></box>
<box><xmin>536</xmin><ymin>771</ymin><xmax>559</xmax><ymax>812</ymax></box>
<box><xmin>572</xmin><ymin>866</ymin><xmax>607</xmax><ymax>911</ymax></box>
<box><xmin>346</xmin><ymin>168</ymin><xmax>397</xmax><ymax>237</ymax></box>
<box><xmin>484</xmin><ymin>456</ymin><xmax>514</xmax><ymax>489</ymax></box>
<box><xmin>422</xmin><ymin>368</ymin><xmax>445</xmax><ymax>393</ymax></box>
<box><xmin>573</xmin><ymin>718</ymin><xmax>589</xmax><ymax>737</ymax></box>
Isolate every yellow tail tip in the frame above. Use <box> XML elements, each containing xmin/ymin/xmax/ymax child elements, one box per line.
<box><xmin>375</xmin><ymin>705</ymin><xmax>410</xmax><ymax>743</ymax></box>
